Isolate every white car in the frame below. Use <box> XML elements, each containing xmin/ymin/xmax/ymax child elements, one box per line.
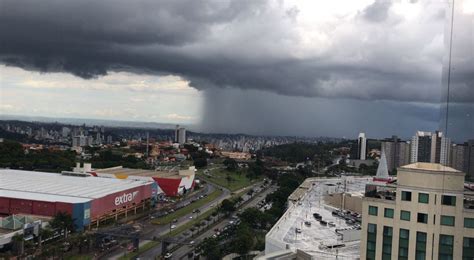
<box><xmin>189</xmin><ymin>216</ymin><xmax>193</xmax><ymax>219</ymax></box>
<box><xmin>164</xmin><ymin>252</ymin><xmax>173</xmax><ymax>259</ymax></box>
<box><xmin>171</xmin><ymin>225</ymin><xmax>176</xmax><ymax>229</ymax></box>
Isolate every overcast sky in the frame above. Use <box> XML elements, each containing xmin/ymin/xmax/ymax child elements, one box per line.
<box><xmin>1</xmin><ymin>0</ymin><xmax>469</xmax><ymax>139</ymax></box>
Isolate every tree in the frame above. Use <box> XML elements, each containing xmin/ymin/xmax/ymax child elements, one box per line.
<box><xmin>219</xmin><ymin>199</ymin><xmax>236</xmax><ymax>215</ymax></box>
<box><xmin>11</xmin><ymin>233</ymin><xmax>24</xmax><ymax>256</ymax></box>
<box><xmin>50</xmin><ymin>212</ymin><xmax>75</xmax><ymax>238</ymax></box>
<box><xmin>232</xmin><ymin>224</ymin><xmax>253</xmax><ymax>256</ymax></box>
<box><xmin>193</xmin><ymin>158</ymin><xmax>207</xmax><ymax>168</ymax></box>
<box><xmin>223</xmin><ymin>158</ymin><xmax>238</xmax><ymax>171</ymax></box>
<box><xmin>199</xmin><ymin>237</ymin><xmax>222</xmax><ymax>259</ymax></box>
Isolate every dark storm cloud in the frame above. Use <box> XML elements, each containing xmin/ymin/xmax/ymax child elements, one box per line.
<box><xmin>0</xmin><ymin>0</ymin><xmax>453</xmax><ymax>103</ymax></box>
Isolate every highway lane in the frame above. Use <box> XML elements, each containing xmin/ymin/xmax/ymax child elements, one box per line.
<box><xmin>172</xmin><ymin>185</ymin><xmax>278</xmax><ymax>260</ymax></box>
<box><xmin>136</xmin><ymin>181</ymin><xmax>268</xmax><ymax>259</ymax></box>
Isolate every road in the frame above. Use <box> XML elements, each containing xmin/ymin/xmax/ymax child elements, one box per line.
<box><xmin>171</xmin><ymin>185</ymin><xmax>278</xmax><ymax>260</ymax></box>
<box><xmin>102</xmin><ymin>182</ymin><xmax>224</xmax><ymax>259</ymax></box>
<box><xmin>135</xmin><ymin>181</ymin><xmax>270</xmax><ymax>260</ymax></box>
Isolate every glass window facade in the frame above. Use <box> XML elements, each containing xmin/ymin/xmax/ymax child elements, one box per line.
<box><xmin>400</xmin><ymin>210</ymin><xmax>411</xmax><ymax>221</ymax></box>
<box><xmin>382</xmin><ymin>226</ymin><xmax>392</xmax><ymax>260</ymax></box>
<box><xmin>418</xmin><ymin>193</ymin><xmax>429</xmax><ymax>204</ymax></box>
<box><xmin>367</xmin><ymin>223</ymin><xmax>377</xmax><ymax>260</ymax></box>
<box><xmin>368</xmin><ymin>205</ymin><xmax>378</xmax><ymax>216</ymax></box>
<box><xmin>417</xmin><ymin>213</ymin><xmax>428</xmax><ymax>224</ymax></box>
<box><xmin>464</xmin><ymin>237</ymin><xmax>474</xmax><ymax>260</ymax></box>
<box><xmin>398</xmin><ymin>229</ymin><xmax>410</xmax><ymax>260</ymax></box>
<box><xmin>401</xmin><ymin>191</ymin><xmax>412</xmax><ymax>201</ymax></box>
<box><xmin>441</xmin><ymin>195</ymin><xmax>456</xmax><ymax>206</ymax></box>
<box><xmin>416</xmin><ymin>232</ymin><xmax>427</xmax><ymax>260</ymax></box>
<box><xmin>465</xmin><ymin>218</ymin><xmax>474</xmax><ymax>228</ymax></box>
<box><xmin>384</xmin><ymin>208</ymin><xmax>394</xmax><ymax>218</ymax></box>
<box><xmin>440</xmin><ymin>215</ymin><xmax>455</xmax><ymax>226</ymax></box>
<box><xmin>439</xmin><ymin>235</ymin><xmax>454</xmax><ymax>260</ymax></box>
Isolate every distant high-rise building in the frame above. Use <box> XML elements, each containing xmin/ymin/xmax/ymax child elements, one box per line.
<box><xmin>61</xmin><ymin>127</ymin><xmax>70</xmax><ymax>138</ymax></box>
<box><xmin>95</xmin><ymin>132</ymin><xmax>102</xmax><ymax>145</ymax></box>
<box><xmin>381</xmin><ymin>136</ymin><xmax>410</xmax><ymax>173</ymax></box>
<box><xmin>450</xmin><ymin>143</ymin><xmax>466</xmax><ymax>172</ymax></box>
<box><xmin>464</xmin><ymin>140</ymin><xmax>474</xmax><ymax>180</ymax></box>
<box><xmin>72</xmin><ymin>135</ymin><xmax>86</xmax><ymax>147</ymax></box>
<box><xmin>175</xmin><ymin>125</ymin><xmax>187</xmax><ymax>144</ymax></box>
<box><xmin>86</xmin><ymin>136</ymin><xmax>93</xmax><ymax>146</ymax></box>
<box><xmin>72</xmin><ymin>135</ymin><xmax>93</xmax><ymax>147</ymax></box>
<box><xmin>106</xmin><ymin>135</ymin><xmax>113</xmax><ymax>144</ymax></box>
<box><xmin>410</xmin><ymin>131</ymin><xmax>450</xmax><ymax>165</ymax></box>
<box><xmin>358</xmin><ymin>133</ymin><xmax>367</xmax><ymax>160</ymax></box>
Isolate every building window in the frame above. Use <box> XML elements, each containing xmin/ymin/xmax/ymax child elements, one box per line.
<box><xmin>384</xmin><ymin>208</ymin><xmax>394</xmax><ymax>218</ymax></box>
<box><xmin>440</xmin><ymin>215</ymin><xmax>455</xmax><ymax>226</ymax></box>
<box><xmin>382</xmin><ymin>226</ymin><xmax>393</xmax><ymax>260</ymax></box>
<box><xmin>418</xmin><ymin>193</ymin><xmax>429</xmax><ymax>204</ymax></box>
<box><xmin>441</xmin><ymin>195</ymin><xmax>456</xmax><ymax>206</ymax></box>
<box><xmin>399</xmin><ymin>229</ymin><xmax>410</xmax><ymax>260</ymax></box>
<box><xmin>369</xmin><ymin>205</ymin><xmax>378</xmax><ymax>216</ymax></box>
<box><xmin>367</xmin><ymin>223</ymin><xmax>377</xmax><ymax>260</ymax></box>
<box><xmin>439</xmin><ymin>234</ymin><xmax>453</xmax><ymax>260</ymax></box>
<box><xmin>417</xmin><ymin>213</ymin><xmax>428</xmax><ymax>224</ymax></box>
<box><xmin>400</xmin><ymin>210</ymin><xmax>411</xmax><ymax>221</ymax></box>
<box><xmin>401</xmin><ymin>191</ymin><xmax>412</xmax><ymax>201</ymax></box>
<box><xmin>465</xmin><ymin>218</ymin><xmax>474</xmax><ymax>228</ymax></box>
<box><xmin>415</xmin><ymin>232</ymin><xmax>427</xmax><ymax>260</ymax></box>
<box><xmin>464</xmin><ymin>237</ymin><xmax>474</xmax><ymax>260</ymax></box>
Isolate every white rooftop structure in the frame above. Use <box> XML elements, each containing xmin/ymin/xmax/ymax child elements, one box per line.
<box><xmin>264</xmin><ymin>177</ymin><xmax>372</xmax><ymax>259</ymax></box>
<box><xmin>375</xmin><ymin>150</ymin><xmax>389</xmax><ymax>180</ymax></box>
<box><xmin>0</xmin><ymin>169</ymin><xmax>152</xmax><ymax>203</ymax></box>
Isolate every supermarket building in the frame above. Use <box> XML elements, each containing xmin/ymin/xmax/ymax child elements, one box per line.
<box><xmin>0</xmin><ymin>169</ymin><xmax>155</xmax><ymax>230</ymax></box>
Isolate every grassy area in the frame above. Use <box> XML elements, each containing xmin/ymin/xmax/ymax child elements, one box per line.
<box><xmin>198</xmin><ymin>168</ymin><xmax>260</xmax><ymax>192</ymax></box>
<box><xmin>151</xmin><ymin>189</ymin><xmax>223</xmax><ymax>225</ymax></box>
<box><xmin>118</xmin><ymin>240</ymin><xmax>160</xmax><ymax>260</ymax></box>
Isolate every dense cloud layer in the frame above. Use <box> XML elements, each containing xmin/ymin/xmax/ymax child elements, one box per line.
<box><xmin>0</xmin><ymin>0</ymin><xmax>452</xmax><ymax>103</ymax></box>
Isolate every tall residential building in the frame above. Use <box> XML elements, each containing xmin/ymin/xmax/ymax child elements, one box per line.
<box><xmin>361</xmin><ymin>163</ymin><xmax>474</xmax><ymax>260</ymax></box>
<box><xmin>61</xmin><ymin>127</ymin><xmax>71</xmax><ymax>138</ymax></box>
<box><xmin>410</xmin><ymin>131</ymin><xmax>450</xmax><ymax>165</ymax></box>
<box><xmin>106</xmin><ymin>135</ymin><xmax>113</xmax><ymax>144</ymax></box>
<box><xmin>174</xmin><ymin>125</ymin><xmax>186</xmax><ymax>144</ymax></box>
<box><xmin>465</xmin><ymin>140</ymin><xmax>474</xmax><ymax>180</ymax></box>
<box><xmin>450</xmin><ymin>143</ymin><xmax>466</xmax><ymax>172</ymax></box>
<box><xmin>381</xmin><ymin>136</ymin><xmax>410</xmax><ymax>173</ymax></box>
<box><xmin>358</xmin><ymin>132</ymin><xmax>367</xmax><ymax>160</ymax></box>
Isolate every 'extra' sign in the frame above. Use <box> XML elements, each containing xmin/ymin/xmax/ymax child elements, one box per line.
<box><xmin>114</xmin><ymin>191</ymin><xmax>139</xmax><ymax>206</ymax></box>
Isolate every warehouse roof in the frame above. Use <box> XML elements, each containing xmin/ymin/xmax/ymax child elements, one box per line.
<box><xmin>0</xmin><ymin>169</ymin><xmax>152</xmax><ymax>203</ymax></box>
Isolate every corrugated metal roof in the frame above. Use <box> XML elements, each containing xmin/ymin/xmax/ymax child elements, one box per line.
<box><xmin>0</xmin><ymin>169</ymin><xmax>152</xmax><ymax>203</ymax></box>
